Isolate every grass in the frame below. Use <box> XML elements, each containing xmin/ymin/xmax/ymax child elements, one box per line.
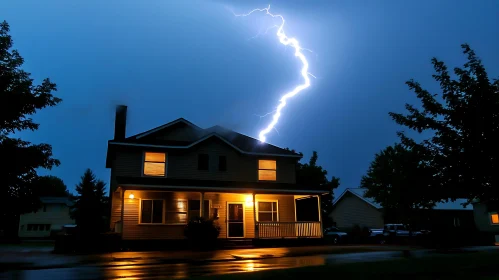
<box><xmin>194</xmin><ymin>251</ymin><xmax>499</xmax><ymax>280</ymax></box>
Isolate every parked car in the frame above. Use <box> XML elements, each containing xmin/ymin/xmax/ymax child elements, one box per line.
<box><xmin>370</xmin><ymin>224</ymin><xmax>425</xmax><ymax>244</ymax></box>
<box><xmin>324</xmin><ymin>227</ymin><xmax>348</xmax><ymax>244</ymax></box>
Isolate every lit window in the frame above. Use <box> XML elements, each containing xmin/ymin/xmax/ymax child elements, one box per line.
<box><xmin>140</xmin><ymin>199</ymin><xmax>164</xmax><ymax>224</ymax></box>
<box><xmin>491</xmin><ymin>213</ymin><xmax>499</xmax><ymax>225</ymax></box>
<box><xmin>257</xmin><ymin>201</ymin><xmax>278</xmax><ymax>221</ymax></box>
<box><xmin>144</xmin><ymin>152</ymin><xmax>166</xmax><ymax>176</ymax></box>
<box><xmin>258</xmin><ymin>160</ymin><xmax>276</xmax><ymax>181</ymax></box>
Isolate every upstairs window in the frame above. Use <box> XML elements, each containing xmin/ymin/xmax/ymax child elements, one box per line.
<box><xmin>258</xmin><ymin>160</ymin><xmax>276</xmax><ymax>181</ymax></box>
<box><xmin>198</xmin><ymin>154</ymin><xmax>209</xmax><ymax>170</ymax></box>
<box><xmin>143</xmin><ymin>152</ymin><xmax>166</xmax><ymax>176</ymax></box>
<box><xmin>491</xmin><ymin>213</ymin><xmax>499</xmax><ymax>225</ymax></box>
<box><xmin>219</xmin><ymin>156</ymin><xmax>227</xmax><ymax>171</ymax></box>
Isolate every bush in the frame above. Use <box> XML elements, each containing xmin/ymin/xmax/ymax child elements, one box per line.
<box><xmin>184</xmin><ymin>217</ymin><xmax>221</xmax><ymax>250</ymax></box>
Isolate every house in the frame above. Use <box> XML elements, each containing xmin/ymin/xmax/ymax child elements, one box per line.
<box><xmin>18</xmin><ymin>197</ymin><xmax>74</xmax><ymax>238</ymax></box>
<box><xmin>472</xmin><ymin>202</ymin><xmax>499</xmax><ymax>244</ymax></box>
<box><xmin>331</xmin><ymin>188</ymin><xmax>475</xmax><ymax>231</ymax></box>
<box><xmin>106</xmin><ymin>105</ymin><xmax>327</xmax><ymax>242</ymax></box>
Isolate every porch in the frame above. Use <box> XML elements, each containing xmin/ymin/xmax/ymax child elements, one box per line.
<box><xmin>112</xmin><ymin>188</ymin><xmax>324</xmax><ymax>240</ymax></box>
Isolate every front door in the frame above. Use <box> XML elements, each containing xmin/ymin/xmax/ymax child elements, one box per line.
<box><xmin>227</xmin><ymin>203</ymin><xmax>244</xmax><ymax>238</ymax></box>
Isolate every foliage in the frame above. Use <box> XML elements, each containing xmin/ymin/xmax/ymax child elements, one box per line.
<box><xmin>32</xmin><ymin>175</ymin><xmax>69</xmax><ymax>197</ymax></box>
<box><xmin>296</xmin><ymin>151</ymin><xmax>340</xmax><ymax>229</ymax></box>
<box><xmin>360</xmin><ymin>144</ymin><xmax>436</xmax><ymax>224</ymax></box>
<box><xmin>0</xmin><ymin>20</ymin><xmax>61</xmax><ymax>237</ymax></box>
<box><xmin>389</xmin><ymin>44</ymin><xmax>499</xmax><ymax>207</ymax></box>
<box><xmin>71</xmin><ymin>169</ymin><xmax>108</xmax><ymax>235</ymax></box>
<box><xmin>184</xmin><ymin>217</ymin><xmax>221</xmax><ymax>249</ymax></box>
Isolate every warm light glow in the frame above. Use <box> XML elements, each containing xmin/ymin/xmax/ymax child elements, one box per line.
<box><xmin>258</xmin><ymin>160</ymin><xmax>276</xmax><ymax>181</ymax></box>
<box><xmin>245</xmin><ymin>261</ymin><xmax>255</xmax><ymax>272</ymax></box>
<box><xmin>491</xmin><ymin>213</ymin><xmax>499</xmax><ymax>224</ymax></box>
<box><xmin>245</xmin><ymin>195</ymin><xmax>254</xmax><ymax>207</ymax></box>
<box><xmin>233</xmin><ymin>6</ymin><xmax>313</xmax><ymax>143</ymax></box>
<box><xmin>144</xmin><ymin>152</ymin><xmax>166</xmax><ymax>176</ymax></box>
<box><xmin>128</xmin><ymin>193</ymin><xmax>134</xmax><ymax>199</ymax></box>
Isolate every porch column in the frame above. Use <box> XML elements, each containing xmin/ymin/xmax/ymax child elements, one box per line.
<box><xmin>253</xmin><ymin>193</ymin><xmax>257</xmax><ymax>238</ymax></box>
<box><xmin>200</xmin><ymin>192</ymin><xmax>205</xmax><ymax>219</ymax></box>
<box><xmin>317</xmin><ymin>195</ymin><xmax>323</xmax><ymax>237</ymax></box>
<box><xmin>120</xmin><ymin>188</ymin><xmax>125</xmax><ymax>235</ymax></box>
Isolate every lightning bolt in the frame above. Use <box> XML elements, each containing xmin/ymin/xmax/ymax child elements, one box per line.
<box><xmin>233</xmin><ymin>5</ymin><xmax>312</xmax><ymax>143</ymax></box>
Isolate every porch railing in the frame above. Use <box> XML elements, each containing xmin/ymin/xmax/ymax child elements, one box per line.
<box><xmin>256</xmin><ymin>222</ymin><xmax>322</xmax><ymax>238</ymax></box>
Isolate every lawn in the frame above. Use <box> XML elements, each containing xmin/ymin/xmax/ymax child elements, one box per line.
<box><xmin>195</xmin><ymin>250</ymin><xmax>499</xmax><ymax>280</ymax></box>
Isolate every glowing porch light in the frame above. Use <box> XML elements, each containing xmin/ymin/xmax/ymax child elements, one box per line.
<box><xmin>245</xmin><ymin>195</ymin><xmax>254</xmax><ymax>207</ymax></box>
<box><xmin>128</xmin><ymin>193</ymin><xmax>135</xmax><ymax>199</ymax></box>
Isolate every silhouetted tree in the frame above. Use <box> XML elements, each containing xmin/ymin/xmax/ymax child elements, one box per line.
<box><xmin>71</xmin><ymin>169</ymin><xmax>108</xmax><ymax>235</ymax></box>
<box><xmin>296</xmin><ymin>151</ymin><xmax>340</xmax><ymax>229</ymax></box>
<box><xmin>33</xmin><ymin>175</ymin><xmax>69</xmax><ymax>197</ymax></box>
<box><xmin>360</xmin><ymin>144</ymin><xmax>436</xmax><ymax>226</ymax></box>
<box><xmin>390</xmin><ymin>44</ymin><xmax>499</xmax><ymax>209</ymax></box>
<box><xmin>0</xmin><ymin>21</ymin><xmax>61</xmax><ymax>238</ymax></box>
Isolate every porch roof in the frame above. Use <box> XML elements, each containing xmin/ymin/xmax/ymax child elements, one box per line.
<box><xmin>115</xmin><ymin>176</ymin><xmax>328</xmax><ymax>195</ymax></box>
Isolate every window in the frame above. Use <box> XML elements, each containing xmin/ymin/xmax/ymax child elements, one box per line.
<box><xmin>143</xmin><ymin>152</ymin><xmax>166</xmax><ymax>176</ymax></box>
<box><xmin>43</xmin><ymin>204</ymin><xmax>47</xmax><ymax>212</ymax></box>
<box><xmin>218</xmin><ymin>156</ymin><xmax>227</xmax><ymax>171</ymax></box>
<box><xmin>491</xmin><ymin>213</ymin><xmax>499</xmax><ymax>225</ymax></box>
<box><xmin>27</xmin><ymin>224</ymin><xmax>33</xmax><ymax>231</ymax></box>
<box><xmin>198</xmin><ymin>154</ymin><xmax>209</xmax><ymax>170</ymax></box>
<box><xmin>140</xmin><ymin>199</ymin><xmax>164</xmax><ymax>224</ymax></box>
<box><xmin>188</xmin><ymin>200</ymin><xmax>210</xmax><ymax>220</ymax></box>
<box><xmin>258</xmin><ymin>160</ymin><xmax>276</xmax><ymax>181</ymax></box>
<box><xmin>166</xmin><ymin>199</ymin><xmax>188</xmax><ymax>224</ymax></box>
<box><xmin>257</xmin><ymin>201</ymin><xmax>278</xmax><ymax>221</ymax></box>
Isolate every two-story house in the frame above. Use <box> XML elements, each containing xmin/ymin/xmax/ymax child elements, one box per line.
<box><xmin>18</xmin><ymin>197</ymin><xmax>75</xmax><ymax>238</ymax></box>
<box><xmin>106</xmin><ymin>105</ymin><xmax>327</xmax><ymax>242</ymax></box>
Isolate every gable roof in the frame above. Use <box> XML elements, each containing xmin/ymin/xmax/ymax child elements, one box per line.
<box><xmin>40</xmin><ymin>197</ymin><xmax>74</xmax><ymax>207</ymax></box>
<box><xmin>109</xmin><ymin>118</ymin><xmax>301</xmax><ymax>158</ymax></box>
<box><xmin>334</xmin><ymin>188</ymin><xmax>472</xmax><ymax>211</ymax></box>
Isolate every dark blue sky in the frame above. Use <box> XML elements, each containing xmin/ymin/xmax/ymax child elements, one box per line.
<box><xmin>2</xmin><ymin>0</ymin><xmax>498</xmax><ymax>195</ymax></box>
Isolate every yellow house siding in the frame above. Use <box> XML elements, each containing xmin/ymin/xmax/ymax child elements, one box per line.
<box><xmin>331</xmin><ymin>192</ymin><xmax>384</xmax><ymax>230</ymax></box>
<box><xmin>119</xmin><ymin>190</ymin><xmax>297</xmax><ymax>240</ymax></box>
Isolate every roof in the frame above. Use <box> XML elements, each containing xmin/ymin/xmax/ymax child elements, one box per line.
<box><xmin>116</xmin><ymin>176</ymin><xmax>329</xmax><ymax>195</ymax></box>
<box><xmin>334</xmin><ymin>188</ymin><xmax>472</xmax><ymax>211</ymax></box>
<box><xmin>108</xmin><ymin>118</ymin><xmax>300</xmax><ymax>162</ymax></box>
<box><xmin>40</xmin><ymin>197</ymin><xmax>74</xmax><ymax>207</ymax></box>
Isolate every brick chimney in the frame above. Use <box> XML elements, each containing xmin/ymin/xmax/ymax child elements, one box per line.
<box><xmin>114</xmin><ymin>105</ymin><xmax>127</xmax><ymax>141</ymax></box>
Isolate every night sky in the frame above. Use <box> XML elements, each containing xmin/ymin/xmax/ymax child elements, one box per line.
<box><xmin>1</xmin><ymin>0</ymin><xmax>498</xmax><ymax>196</ymax></box>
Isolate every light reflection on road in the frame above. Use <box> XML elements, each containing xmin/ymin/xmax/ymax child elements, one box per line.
<box><xmin>2</xmin><ymin>251</ymin><xmax>410</xmax><ymax>280</ymax></box>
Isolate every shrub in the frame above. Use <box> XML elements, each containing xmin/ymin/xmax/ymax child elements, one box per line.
<box><xmin>184</xmin><ymin>217</ymin><xmax>221</xmax><ymax>250</ymax></box>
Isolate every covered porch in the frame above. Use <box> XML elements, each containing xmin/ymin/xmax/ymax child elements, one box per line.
<box><xmin>112</xmin><ymin>182</ymin><xmax>326</xmax><ymax>240</ymax></box>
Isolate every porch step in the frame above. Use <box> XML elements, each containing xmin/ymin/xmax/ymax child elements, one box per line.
<box><xmin>222</xmin><ymin>239</ymin><xmax>254</xmax><ymax>248</ymax></box>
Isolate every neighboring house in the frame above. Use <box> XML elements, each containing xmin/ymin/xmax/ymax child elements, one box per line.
<box><xmin>18</xmin><ymin>197</ymin><xmax>74</xmax><ymax>238</ymax></box>
<box><xmin>472</xmin><ymin>202</ymin><xmax>499</xmax><ymax>243</ymax></box>
<box><xmin>106</xmin><ymin>105</ymin><xmax>327</xmax><ymax>242</ymax></box>
<box><xmin>331</xmin><ymin>188</ymin><xmax>475</xmax><ymax>231</ymax></box>
<box><xmin>331</xmin><ymin>188</ymin><xmax>384</xmax><ymax>230</ymax></box>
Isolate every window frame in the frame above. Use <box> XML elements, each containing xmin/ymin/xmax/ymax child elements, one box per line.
<box><xmin>258</xmin><ymin>159</ymin><xmax>277</xmax><ymax>181</ymax></box>
<box><xmin>490</xmin><ymin>212</ymin><xmax>499</xmax><ymax>225</ymax></box>
<box><xmin>218</xmin><ymin>155</ymin><xmax>227</xmax><ymax>172</ymax></box>
<box><xmin>139</xmin><ymin>199</ymin><xmax>165</xmax><ymax>225</ymax></box>
<box><xmin>188</xmin><ymin>199</ymin><xmax>211</xmax><ymax>220</ymax></box>
<box><xmin>165</xmin><ymin>199</ymin><xmax>188</xmax><ymax>225</ymax></box>
<box><xmin>142</xmin><ymin>152</ymin><xmax>167</xmax><ymax>177</ymax></box>
<box><xmin>256</xmin><ymin>200</ymin><xmax>279</xmax><ymax>222</ymax></box>
<box><xmin>198</xmin><ymin>154</ymin><xmax>210</xmax><ymax>171</ymax></box>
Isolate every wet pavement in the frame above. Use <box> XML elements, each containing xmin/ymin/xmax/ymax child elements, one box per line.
<box><xmin>1</xmin><ymin>250</ymin><xmax>411</xmax><ymax>279</ymax></box>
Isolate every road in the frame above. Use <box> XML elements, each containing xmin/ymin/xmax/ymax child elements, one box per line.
<box><xmin>0</xmin><ymin>250</ymin><xmax>416</xmax><ymax>280</ymax></box>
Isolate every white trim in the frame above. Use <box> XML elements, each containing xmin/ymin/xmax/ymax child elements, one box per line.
<box><xmin>142</xmin><ymin>151</ymin><xmax>168</xmax><ymax>177</ymax></box>
<box><xmin>227</xmin><ymin>202</ymin><xmax>245</xmax><ymax>238</ymax></box>
<box><xmin>135</xmin><ymin>118</ymin><xmax>202</xmax><ymax>139</ymax></box>
<box><xmin>334</xmin><ymin>189</ymin><xmax>381</xmax><ymax>209</ymax></box>
<box><xmin>255</xmin><ymin>200</ymin><xmax>279</xmax><ymax>222</ymax></box>
<box><xmin>110</xmin><ymin>134</ymin><xmax>302</xmax><ymax>158</ymax></box>
<box><xmin>119</xmin><ymin>184</ymin><xmax>327</xmax><ymax>194</ymax></box>
<box><xmin>138</xmin><ymin>198</ymin><xmax>166</xmax><ymax>225</ymax></box>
